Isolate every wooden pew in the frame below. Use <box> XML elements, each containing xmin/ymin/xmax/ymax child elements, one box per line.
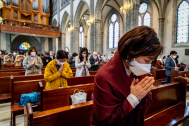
<box><xmin>11</xmin><ymin>80</ymin><xmax>43</xmax><ymax>126</ymax></box>
<box><xmin>151</xmin><ymin>67</ymin><xmax>166</xmax><ymax>85</ymax></box>
<box><xmin>43</xmin><ymin>83</ymin><xmax>93</xmax><ymax>110</ymax></box>
<box><xmin>11</xmin><ymin>76</ymin><xmax>95</xmax><ymax>126</ymax></box>
<box><xmin>24</xmin><ymin>101</ymin><xmax>93</xmax><ymax>126</ymax></box>
<box><xmin>0</xmin><ymin>72</ymin><xmax>25</xmax><ymax>77</ymax></box>
<box><xmin>144</xmin><ymin>77</ymin><xmax>189</xmax><ymax>126</ymax></box>
<box><xmin>171</xmin><ymin>70</ymin><xmax>189</xmax><ymax>83</ymax></box>
<box><xmin>24</xmin><ymin>77</ymin><xmax>188</xmax><ymax>126</ymax></box>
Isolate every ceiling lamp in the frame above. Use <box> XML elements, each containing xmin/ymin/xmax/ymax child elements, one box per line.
<box><xmin>87</xmin><ymin>18</ymin><xmax>94</xmax><ymax>25</ymax></box>
<box><xmin>0</xmin><ymin>0</ymin><xmax>3</xmax><ymax>9</ymax></box>
<box><xmin>120</xmin><ymin>4</ymin><xmax>133</xmax><ymax>14</ymax></box>
<box><xmin>0</xmin><ymin>17</ymin><xmax>3</xmax><ymax>24</ymax></box>
<box><xmin>68</xmin><ymin>26</ymin><xmax>74</xmax><ymax>32</ymax></box>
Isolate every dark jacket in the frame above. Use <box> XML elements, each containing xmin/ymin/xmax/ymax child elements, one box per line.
<box><xmin>165</xmin><ymin>57</ymin><xmax>176</xmax><ymax>76</ymax></box>
<box><xmin>175</xmin><ymin>58</ymin><xmax>179</xmax><ymax>65</ymax></box>
<box><xmin>91</xmin><ymin>50</ymin><xmax>152</xmax><ymax>126</ymax></box>
<box><xmin>42</xmin><ymin>56</ymin><xmax>52</xmax><ymax>66</ymax></box>
<box><xmin>68</xmin><ymin>56</ymin><xmax>76</xmax><ymax>67</ymax></box>
<box><xmin>88</xmin><ymin>56</ymin><xmax>100</xmax><ymax>71</ymax></box>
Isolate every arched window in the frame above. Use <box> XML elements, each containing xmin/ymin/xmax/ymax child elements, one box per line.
<box><xmin>177</xmin><ymin>1</ymin><xmax>189</xmax><ymax>43</ymax></box>
<box><xmin>138</xmin><ymin>3</ymin><xmax>151</xmax><ymax>27</ymax></box>
<box><xmin>143</xmin><ymin>12</ymin><xmax>151</xmax><ymax>27</ymax></box>
<box><xmin>109</xmin><ymin>14</ymin><xmax>119</xmax><ymax>48</ymax></box>
<box><xmin>79</xmin><ymin>26</ymin><xmax>84</xmax><ymax>47</ymax></box>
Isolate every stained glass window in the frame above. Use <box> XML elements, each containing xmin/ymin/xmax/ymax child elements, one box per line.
<box><xmin>109</xmin><ymin>23</ymin><xmax>113</xmax><ymax>48</ymax></box>
<box><xmin>139</xmin><ymin>3</ymin><xmax>148</xmax><ymax>14</ymax></box>
<box><xmin>138</xmin><ymin>15</ymin><xmax>142</xmax><ymax>26</ymax></box>
<box><xmin>19</xmin><ymin>42</ymin><xmax>31</xmax><ymax>50</ymax></box>
<box><xmin>79</xmin><ymin>26</ymin><xmax>84</xmax><ymax>47</ymax></box>
<box><xmin>177</xmin><ymin>1</ymin><xmax>189</xmax><ymax>43</ymax></box>
<box><xmin>143</xmin><ymin>12</ymin><xmax>151</xmax><ymax>27</ymax></box>
<box><xmin>109</xmin><ymin>14</ymin><xmax>120</xmax><ymax>48</ymax></box>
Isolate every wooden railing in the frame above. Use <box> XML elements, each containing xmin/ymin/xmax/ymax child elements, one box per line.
<box><xmin>0</xmin><ymin>19</ymin><xmax>60</xmax><ymax>37</ymax></box>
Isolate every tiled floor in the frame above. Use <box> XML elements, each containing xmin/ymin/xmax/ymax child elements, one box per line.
<box><xmin>1</xmin><ymin>92</ymin><xmax>189</xmax><ymax>126</ymax></box>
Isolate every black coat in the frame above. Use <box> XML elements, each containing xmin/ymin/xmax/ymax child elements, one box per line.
<box><xmin>68</xmin><ymin>56</ymin><xmax>76</xmax><ymax>67</ymax></box>
<box><xmin>42</xmin><ymin>57</ymin><xmax>52</xmax><ymax>66</ymax></box>
<box><xmin>88</xmin><ymin>56</ymin><xmax>100</xmax><ymax>71</ymax></box>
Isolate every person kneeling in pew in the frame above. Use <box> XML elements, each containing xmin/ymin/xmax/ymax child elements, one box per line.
<box><xmin>44</xmin><ymin>50</ymin><xmax>73</xmax><ymax>89</ymax></box>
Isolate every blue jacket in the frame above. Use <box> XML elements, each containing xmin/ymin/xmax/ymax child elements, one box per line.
<box><xmin>165</xmin><ymin>57</ymin><xmax>176</xmax><ymax>76</ymax></box>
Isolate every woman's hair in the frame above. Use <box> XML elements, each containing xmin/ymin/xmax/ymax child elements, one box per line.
<box><xmin>56</xmin><ymin>50</ymin><xmax>68</xmax><ymax>59</ymax></box>
<box><xmin>118</xmin><ymin>26</ymin><xmax>164</xmax><ymax>61</ymax></box>
<box><xmin>72</xmin><ymin>52</ymin><xmax>78</xmax><ymax>57</ymax></box>
<box><xmin>27</xmin><ymin>46</ymin><xmax>37</xmax><ymax>55</ymax></box>
<box><xmin>79</xmin><ymin>47</ymin><xmax>88</xmax><ymax>62</ymax></box>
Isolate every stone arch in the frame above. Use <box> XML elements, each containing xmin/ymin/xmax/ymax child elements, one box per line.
<box><xmin>52</xmin><ymin>19</ymin><xmax>58</xmax><ymax>26</ymax></box>
<box><xmin>95</xmin><ymin>0</ymin><xmax>108</xmax><ymax>21</ymax></box>
<box><xmin>60</xmin><ymin>11</ymin><xmax>70</xmax><ymax>33</ymax></box>
<box><xmin>74</xmin><ymin>0</ymin><xmax>90</xmax><ymax>27</ymax></box>
<box><xmin>11</xmin><ymin>35</ymin><xmax>41</xmax><ymax>52</ymax></box>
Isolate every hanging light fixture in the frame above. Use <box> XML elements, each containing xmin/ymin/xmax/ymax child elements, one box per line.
<box><xmin>0</xmin><ymin>17</ymin><xmax>3</xmax><ymax>24</ymax></box>
<box><xmin>120</xmin><ymin>4</ymin><xmax>133</xmax><ymax>14</ymax></box>
<box><xmin>0</xmin><ymin>0</ymin><xmax>3</xmax><ymax>9</ymax></box>
<box><xmin>68</xmin><ymin>26</ymin><xmax>74</xmax><ymax>32</ymax></box>
<box><xmin>87</xmin><ymin>18</ymin><xmax>94</xmax><ymax>25</ymax></box>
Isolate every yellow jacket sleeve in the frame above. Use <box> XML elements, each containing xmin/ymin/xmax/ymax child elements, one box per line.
<box><xmin>44</xmin><ymin>65</ymin><xmax>61</xmax><ymax>82</ymax></box>
<box><xmin>62</xmin><ymin>67</ymin><xmax>73</xmax><ymax>78</ymax></box>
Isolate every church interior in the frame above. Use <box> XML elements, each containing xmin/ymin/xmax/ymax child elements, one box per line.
<box><xmin>0</xmin><ymin>0</ymin><xmax>189</xmax><ymax>126</ymax></box>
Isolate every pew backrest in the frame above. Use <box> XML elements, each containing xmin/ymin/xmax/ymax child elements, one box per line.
<box><xmin>67</xmin><ymin>76</ymin><xmax>95</xmax><ymax>86</ymax></box>
<box><xmin>171</xmin><ymin>70</ymin><xmax>189</xmax><ymax>82</ymax></box>
<box><xmin>43</xmin><ymin>83</ymin><xmax>94</xmax><ymax>110</ymax></box>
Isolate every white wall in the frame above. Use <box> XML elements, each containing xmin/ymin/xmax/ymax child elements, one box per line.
<box><xmin>66</xmin><ymin>28</ymin><xmax>71</xmax><ymax>52</ymax></box>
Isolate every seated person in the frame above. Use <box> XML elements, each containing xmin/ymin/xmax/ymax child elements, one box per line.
<box><xmin>15</xmin><ymin>51</ymin><xmax>25</xmax><ymax>66</ymax></box>
<box><xmin>4</xmin><ymin>53</ymin><xmax>13</xmax><ymax>64</ymax></box>
<box><xmin>44</xmin><ymin>50</ymin><xmax>73</xmax><ymax>89</ymax></box>
<box><xmin>42</xmin><ymin>53</ymin><xmax>52</xmax><ymax>66</ymax></box>
<box><xmin>88</xmin><ymin>52</ymin><xmax>100</xmax><ymax>71</ymax></box>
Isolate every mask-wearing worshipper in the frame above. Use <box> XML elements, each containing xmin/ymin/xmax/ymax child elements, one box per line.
<box><xmin>90</xmin><ymin>26</ymin><xmax>164</xmax><ymax>126</ymax></box>
<box><xmin>4</xmin><ymin>53</ymin><xmax>13</xmax><ymax>64</ymax></box>
<box><xmin>49</xmin><ymin>51</ymin><xmax>55</xmax><ymax>60</ymax></box>
<box><xmin>165</xmin><ymin>51</ymin><xmax>179</xmax><ymax>83</ymax></box>
<box><xmin>88</xmin><ymin>52</ymin><xmax>100</xmax><ymax>71</ymax></box>
<box><xmin>42</xmin><ymin>53</ymin><xmax>52</xmax><ymax>66</ymax></box>
<box><xmin>23</xmin><ymin>46</ymin><xmax>43</xmax><ymax>75</ymax></box>
<box><xmin>103</xmin><ymin>55</ymin><xmax>108</xmax><ymax>62</ymax></box>
<box><xmin>44</xmin><ymin>50</ymin><xmax>73</xmax><ymax>89</ymax></box>
<box><xmin>68</xmin><ymin>52</ymin><xmax>78</xmax><ymax>67</ymax></box>
<box><xmin>15</xmin><ymin>51</ymin><xmax>25</xmax><ymax>66</ymax></box>
<box><xmin>75</xmin><ymin>48</ymin><xmax>91</xmax><ymax>77</ymax></box>
<box><xmin>155</xmin><ymin>55</ymin><xmax>166</xmax><ymax>69</ymax></box>
<box><xmin>12</xmin><ymin>51</ymin><xmax>17</xmax><ymax>61</ymax></box>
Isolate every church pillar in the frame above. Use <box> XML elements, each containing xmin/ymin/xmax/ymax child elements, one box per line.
<box><xmin>57</xmin><ymin>0</ymin><xmax>60</xmax><ymax>26</ymax></box>
<box><xmin>52</xmin><ymin>38</ymin><xmax>56</xmax><ymax>53</ymax></box>
<box><xmin>90</xmin><ymin>0</ymin><xmax>95</xmax><ymax>53</ymax></box>
<box><xmin>41</xmin><ymin>38</ymin><xmax>44</xmax><ymax>54</ymax></box>
<box><xmin>44</xmin><ymin>37</ymin><xmax>49</xmax><ymax>52</ymax></box>
<box><xmin>61</xmin><ymin>33</ymin><xmax>66</xmax><ymax>50</ymax></box>
<box><xmin>0</xmin><ymin>33</ymin><xmax>6</xmax><ymax>51</ymax></box>
<box><xmin>73</xmin><ymin>27</ymin><xmax>79</xmax><ymax>53</ymax></box>
<box><xmin>159</xmin><ymin>18</ymin><xmax>165</xmax><ymax>46</ymax></box>
<box><xmin>94</xmin><ymin>20</ymin><xmax>102</xmax><ymax>53</ymax></box>
<box><xmin>70</xmin><ymin>0</ymin><xmax>74</xmax><ymax>54</ymax></box>
<box><xmin>100</xmin><ymin>32</ymin><xmax>103</xmax><ymax>54</ymax></box>
<box><xmin>6</xmin><ymin>34</ymin><xmax>11</xmax><ymax>53</ymax></box>
<box><xmin>85</xmin><ymin>36</ymin><xmax>87</xmax><ymax>48</ymax></box>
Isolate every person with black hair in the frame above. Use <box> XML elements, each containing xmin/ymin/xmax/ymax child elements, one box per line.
<box><xmin>4</xmin><ymin>53</ymin><xmax>13</xmax><ymax>64</ymax></box>
<box><xmin>44</xmin><ymin>50</ymin><xmax>73</xmax><ymax>89</ymax></box>
<box><xmin>75</xmin><ymin>47</ymin><xmax>91</xmax><ymax>77</ymax></box>
<box><xmin>175</xmin><ymin>55</ymin><xmax>179</xmax><ymax>65</ymax></box>
<box><xmin>68</xmin><ymin>52</ymin><xmax>78</xmax><ymax>67</ymax></box>
<box><xmin>42</xmin><ymin>53</ymin><xmax>52</xmax><ymax>66</ymax></box>
<box><xmin>15</xmin><ymin>51</ymin><xmax>25</xmax><ymax>66</ymax></box>
<box><xmin>165</xmin><ymin>51</ymin><xmax>179</xmax><ymax>83</ymax></box>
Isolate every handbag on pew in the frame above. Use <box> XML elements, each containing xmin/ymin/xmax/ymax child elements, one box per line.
<box><xmin>18</xmin><ymin>92</ymin><xmax>38</xmax><ymax>106</ymax></box>
<box><xmin>71</xmin><ymin>89</ymin><xmax>87</xmax><ymax>105</ymax></box>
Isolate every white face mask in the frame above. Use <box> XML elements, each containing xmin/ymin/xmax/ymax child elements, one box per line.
<box><xmin>50</xmin><ymin>54</ymin><xmax>53</xmax><ymax>56</ymax></box>
<box><xmin>129</xmin><ymin>58</ymin><xmax>151</xmax><ymax>76</ymax></box>
<box><xmin>31</xmin><ymin>52</ymin><xmax>36</xmax><ymax>56</ymax></box>
<box><xmin>82</xmin><ymin>54</ymin><xmax>86</xmax><ymax>57</ymax></box>
<box><xmin>94</xmin><ymin>56</ymin><xmax>97</xmax><ymax>59</ymax></box>
<box><xmin>13</xmin><ymin>53</ymin><xmax>16</xmax><ymax>55</ymax></box>
<box><xmin>173</xmin><ymin>56</ymin><xmax>176</xmax><ymax>59</ymax></box>
<box><xmin>0</xmin><ymin>52</ymin><xmax>2</xmax><ymax>55</ymax></box>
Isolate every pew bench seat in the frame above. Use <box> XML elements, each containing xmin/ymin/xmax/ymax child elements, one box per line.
<box><xmin>145</xmin><ymin>102</ymin><xmax>189</xmax><ymax>126</ymax></box>
<box><xmin>0</xmin><ymin>93</ymin><xmax>11</xmax><ymax>104</ymax></box>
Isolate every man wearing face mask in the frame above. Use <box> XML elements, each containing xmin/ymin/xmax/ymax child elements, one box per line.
<box><xmin>165</xmin><ymin>51</ymin><xmax>179</xmax><ymax>83</ymax></box>
<box><xmin>49</xmin><ymin>51</ymin><xmax>55</xmax><ymax>60</ymax></box>
<box><xmin>12</xmin><ymin>51</ymin><xmax>17</xmax><ymax>62</ymax></box>
<box><xmin>68</xmin><ymin>52</ymin><xmax>78</xmax><ymax>67</ymax></box>
<box><xmin>90</xmin><ymin>26</ymin><xmax>164</xmax><ymax>126</ymax></box>
<box><xmin>44</xmin><ymin>50</ymin><xmax>73</xmax><ymax>89</ymax></box>
<box><xmin>23</xmin><ymin>46</ymin><xmax>43</xmax><ymax>75</ymax></box>
<box><xmin>4</xmin><ymin>53</ymin><xmax>14</xmax><ymax>64</ymax></box>
<box><xmin>42</xmin><ymin>53</ymin><xmax>52</xmax><ymax>66</ymax></box>
<box><xmin>88</xmin><ymin>52</ymin><xmax>100</xmax><ymax>71</ymax></box>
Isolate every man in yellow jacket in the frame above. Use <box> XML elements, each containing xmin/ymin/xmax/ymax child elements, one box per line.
<box><xmin>44</xmin><ymin>50</ymin><xmax>73</xmax><ymax>89</ymax></box>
